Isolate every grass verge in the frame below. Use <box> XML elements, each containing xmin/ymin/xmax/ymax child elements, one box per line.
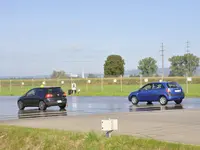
<box><xmin>0</xmin><ymin>125</ymin><xmax>200</xmax><ymax>150</ymax></box>
<box><xmin>0</xmin><ymin>84</ymin><xmax>200</xmax><ymax>98</ymax></box>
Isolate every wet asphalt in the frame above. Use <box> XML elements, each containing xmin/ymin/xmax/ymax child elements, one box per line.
<box><xmin>0</xmin><ymin>96</ymin><xmax>200</xmax><ymax>120</ymax></box>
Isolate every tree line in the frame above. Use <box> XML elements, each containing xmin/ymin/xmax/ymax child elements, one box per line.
<box><xmin>104</xmin><ymin>53</ymin><xmax>200</xmax><ymax>77</ymax></box>
<box><xmin>50</xmin><ymin>53</ymin><xmax>199</xmax><ymax>78</ymax></box>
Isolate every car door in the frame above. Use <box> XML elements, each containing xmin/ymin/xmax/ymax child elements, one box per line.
<box><xmin>137</xmin><ymin>84</ymin><xmax>153</xmax><ymax>101</ymax></box>
<box><xmin>25</xmin><ymin>89</ymin><xmax>38</xmax><ymax>106</ymax></box>
<box><xmin>35</xmin><ymin>88</ymin><xmax>45</xmax><ymax>106</ymax></box>
<box><xmin>151</xmin><ymin>83</ymin><xmax>165</xmax><ymax>101</ymax></box>
<box><xmin>20</xmin><ymin>89</ymin><xmax>33</xmax><ymax>106</ymax></box>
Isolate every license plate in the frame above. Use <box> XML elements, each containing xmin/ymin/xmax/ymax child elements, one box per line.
<box><xmin>57</xmin><ymin>100</ymin><xmax>62</xmax><ymax>103</ymax></box>
<box><xmin>175</xmin><ymin>90</ymin><xmax>181</xmax><ymax>92</ymax></box>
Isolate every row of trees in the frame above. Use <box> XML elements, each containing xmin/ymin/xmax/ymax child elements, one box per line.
<box><xmin>50</xmin><ymin>53</ymin><xmax>199</xmax><ymax>78</ymax></box>
<box><xmin>103</xmin><ymin>53</ymin><xmax>200</xmax><ymax>77</ymax></box>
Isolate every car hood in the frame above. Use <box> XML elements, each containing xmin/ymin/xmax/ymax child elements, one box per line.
<box><xmin>128</xmin><ymin>90</ymin><xmax>139</xmax><ymax>97</ymax></box>
<box><xmin>131</xmin><ymin>90</ymin><xmax>139</xmax><ymax>94</ymax></box>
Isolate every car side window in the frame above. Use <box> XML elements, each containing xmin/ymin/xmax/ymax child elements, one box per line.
<box><xmin>36</xmin><ymin>89</ymin><xmax>44</xmax><ymax>97</ymax></box>
<box><xmin>141</xmin><ymin>84</ymin><xmax>152</xmax><ymax>90</ymax></box>
<box><xmin>152</xmin><ymin>83</ymin><xmax>164</xmax><ymax>89</ymax></box>
<box><xmin>26</xmin><ymin>89</ymin><xmax>36</xmax><ymax>96</ymax></box>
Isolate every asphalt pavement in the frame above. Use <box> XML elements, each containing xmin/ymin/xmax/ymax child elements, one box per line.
<box><xmin>0</xmin><ymin>96</ymin><xmax>200</xmax><ymax>120</ymax></box>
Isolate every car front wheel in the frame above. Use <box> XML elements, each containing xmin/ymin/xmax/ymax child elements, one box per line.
<box><xmin>159</xmin><ymin>96</ymin><xmax>168</xmax><ymax>106</ymax></box>
<box><xmin>174</xmin><ymin>99</ymin><xmax>183</xmax><ymax>104</ymax></box>
<box><xmin>131</xmin><ymin>96</ymin><xmax>139</xmax><ymax>105</ymax></box>
<box><xmin>17</xmin><ymin>101</ymin><xmax>25</xmax><ymax>110</ymax></box>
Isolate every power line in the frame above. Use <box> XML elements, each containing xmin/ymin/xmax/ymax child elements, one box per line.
<box><xmin>160</xmin><ymin>43</ymin><xmax>164</xmax><ymax>79</ymax></box>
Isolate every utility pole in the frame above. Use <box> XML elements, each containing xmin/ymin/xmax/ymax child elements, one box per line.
<box><xmin>186</xmin><ymin>40</ymin><xmax>190</xmax><ymax>75</ymax></box>
<box><xmin>185</xmin><ymin>40</ymin><xmax>190</xmax><ymax>94</ymax></box>
<box><xmin>160</xmin><ymin>43</ymin><xmax>164</xmax><ymax>80</ymax></box>
<box><xmin>186</xmin><ymin>40</ymin><xmax>190</xmax><ymax>53</ymax></box>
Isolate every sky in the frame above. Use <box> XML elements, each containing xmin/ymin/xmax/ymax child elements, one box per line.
<box><xmin>0</xmin><ymin>0</ymin><xmax>200</xmax><ymax>76</ymax></box>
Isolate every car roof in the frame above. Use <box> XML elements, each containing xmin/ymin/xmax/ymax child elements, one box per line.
<box><xmin>149</xmin><ymin>81</ymin><xmax>177</xmax><ymax>84</ymax></box>
<box><xmin>42</xmin><ymin>86</ymin><xmax>61</xmax><ymax>88</ymax></box>
<box><xmin>34</xmin><ymin>86</ymin><xmax>61</xmax><ymax>89</ymax></box>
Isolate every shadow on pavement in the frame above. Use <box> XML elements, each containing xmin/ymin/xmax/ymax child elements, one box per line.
<box><xmin>18</xmin><ymin>109</ymin><xmax>67</xmax><ymax>119</ymax></box>
<box><xmin>129</xmin><ymin>104</ymin><xmax>183</xmax><ymax>112</ymax></box>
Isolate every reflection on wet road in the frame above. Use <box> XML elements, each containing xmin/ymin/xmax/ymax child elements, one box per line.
<box><xmin>18</xmin><ymin>109</ymin><xmax>67</xmax><ymax>119</ymax></box>
<box><xmin>129</xmin><ymin>104</ymin><xmax>184</xmax><ymax>112</ymax></box>
<box><xmin>0</xmin><ymin>96</ymin><xmax>200</xmax><ymax>120</ymax></box>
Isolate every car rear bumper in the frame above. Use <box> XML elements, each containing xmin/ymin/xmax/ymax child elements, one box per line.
<box><xmin>45</xmin><ymin>98</ymin><xmax>67</xmax><ymax>107</ymax></box>
<box><xmin>167</xmin><ymin>95</ymin><xmax>185</xmax><ymax>101</ymax></box>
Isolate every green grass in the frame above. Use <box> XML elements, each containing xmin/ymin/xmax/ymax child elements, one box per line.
<box><xmin>0</xmin><ymin>83</ymin><xmax>200</xmax><ymax>97</ymax></box>
<box><xmin>0</xmin><ymin>125</ymin><xmax>200</xmax><ymax>150</ymax></box>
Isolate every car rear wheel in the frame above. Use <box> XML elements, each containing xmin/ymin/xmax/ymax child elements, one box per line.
<box><xmin>59</xmin><ymin>104</ymin><xmax>66</xmax><ymax>109</ymax></box>
<box><xmin>17</xmin><ymin>101</ymin><xmax>25</xmax><ymax>110</ymax></box>
<box><xmin>39</xmin><ymin>101</ymin><xmax>47</xmax><ymax>111</ymax></box>
<box><xmin>159</xmin><ymin>96</ymin><xmax>168</xmax><ymax>106</ymax></box>
<box><xmin>131</xmin><ymin>96</ymin><xmax>139</xmax><ymax>105</ymax></box>
<box><xmin>174</xmin><ymin>99</ymin><xmax>183</xmax><ymax>104</ymax></box>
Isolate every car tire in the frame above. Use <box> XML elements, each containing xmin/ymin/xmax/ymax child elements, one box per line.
<box><xmin>59</xmin><ymin>104</ymin><xmax>66</xmax><ymax>109</ymax></box>
<box><xmin>174</xmin><ymin>99</ymin><xmax>183</xmax><ymax>104</ymax></box>
<box><xmin>17</xmin><ymin>101</ymin><xmax>25</xmax><ymax>110</ymax></box>
<box><xmin>147</xmin><ymin>101</ymin><xmax>153</xmax><ymax>105</ymax></box>
<box><xmin>131</xmin><ymin>96</ymin><xmax>139</xmax><ymax>105</ymax></box>
<box><xmin>159</xmin><ymin>96</ymin><xmax>168</xmax><ymax>106</ymax></box>
<box><xmin>39</xmin><ymin>101</ymin><xmax>47</xmax><ymax>111</ymax></box>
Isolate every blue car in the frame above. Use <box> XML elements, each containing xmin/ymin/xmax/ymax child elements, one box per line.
<box><xmin>128</xmin><ymin>81</ymin><xmax>185</xmax><ymax>105</ymax></box>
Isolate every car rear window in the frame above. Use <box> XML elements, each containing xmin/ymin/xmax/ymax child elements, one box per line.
<box><xmin>167</xmin><ymin>82</ymin><xmax>180</xmax><ymax>88</ymax></box>
<box><xmin>47</xmin><ymin>87</ymin><xmax>63</xmax><ymax>94</ymax></box>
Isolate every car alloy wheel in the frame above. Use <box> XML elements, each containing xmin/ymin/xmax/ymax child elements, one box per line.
<box><xmin>131</xmin><ymin>96</ymin><xmax>138</xmax><ymax>105</ymax></box>
<box><xmin>159</xmin><ymin>96</ymin><xmax>168</xmax><ymax>105</ymax></box>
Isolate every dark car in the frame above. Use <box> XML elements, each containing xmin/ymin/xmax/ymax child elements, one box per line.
<box><xmin>128</xmin><ymin>81</ymin><xmax>185</xmax><ymax>106</ymax></box>
<box><xmin>17</xmin><ymin>86</ymin><xmax>67</xmax><ymax>110</ymax></box>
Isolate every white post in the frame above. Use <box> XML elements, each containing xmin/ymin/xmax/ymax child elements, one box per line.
<box><xmin>106</xmin><ymin>130</ymin><xmax>113</xmax><ymax>138</ymax></box>
<box><xmin>186</xmin><ymin>74</ymin><xmax>188</xmax><ymax>94</ymax></box>
<box><xmin>0</xmin><ymin>80</ymin><xmax>1</xmax><ymax>93</ymax></box>
<box><xmin>86</xmin><ymin>78</ymin><xmax>88</xmax><ymax>92</ymax></box>
<box><xmin>140</xmin><ymin>74</ymin><xmax>143</xmax><ymax>88</ymax></box>
<box><xmin>32</xmin><ymin>78</ymin><xmax>34</xmax><ymax>87</ymax></box>
<box><xmin>101</xmin><ymin>76</ymin><xmax>104</xmax><ymax>92</ymax></box>
<box><xmin>9</xmin><ymin>80</ymin><xmax>12</xmax><ymax>94</ymax></box>
<box><xmin>186</xmin><ymin>80</ymin><xmax>188</xmax><ymax>94</ymax></box>
<box><xmin>120</xmin><ymin>75</ymin><xmax>123</xmax><ymax>92</ymax></box>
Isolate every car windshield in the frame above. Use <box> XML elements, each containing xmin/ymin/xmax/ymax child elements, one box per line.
<box><xmin>167</xmin><ymin>82</ymin><xmax>180</xmax><ymax>88</ymax></box>
<box><xmin>47</xmin><ymin>87</ymin><xmax>63</xmax><ymax>94</ymax></box>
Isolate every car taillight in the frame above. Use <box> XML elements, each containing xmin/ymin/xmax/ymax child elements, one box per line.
<box><xmin>63</xmin><ymin>92</ymin><xmax>67</xmax><ymax>97</ymax></box>
<box><xmin>166</xmin><ymin>88</ymin><xmax>171</xmax><ymax>93</ymax></box>
<box><xmin>45</xmin><ymin>94</ymin><xmax>53</xmax><ymax>98</ymax></box>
